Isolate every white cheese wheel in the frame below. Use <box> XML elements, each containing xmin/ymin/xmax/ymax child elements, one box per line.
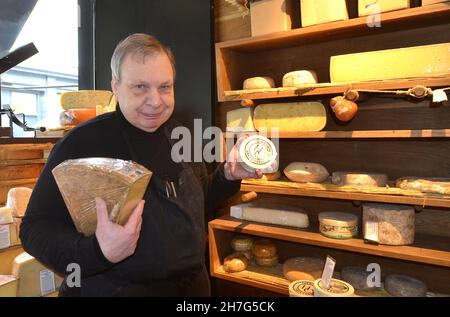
<box><xmin>284</xmin><ymin>162</ymin><xmax>329</xmax><ymax>183</ymax></box>
<box><xmin>0</xmin><ymin>207</ymin><xmax>13</xmax><ymax>225</ymax></box>
<box><xmin>332</xmin><ymin>172</ymin><xmax>388</xmax><ymax>187</ymax></box>
<box><xmin>230</xmin><ymin>203</ymin><xmax>309</xmax><ymax>229</ymax></box>
<box><xmin>283</xmin><ymin>257</ymin><xmax>325</xmax><ymax>282</ymax></box>
<box><xmin>341</xmin><ymin>266</ymin><xmax>378</xmax><ymax>291</ymax></box>
<box><xmin>6</xmin><ymin>187</ymin><xmax>33</xmax><ymax>218</ymax></box>
<box><xmin>282</xmin><ymin>70</ymin><xmax>318</xmax><ymax>87</ymax></box>
<box><xmin>231</xmin><ymin>235</ymin><xmax>254</xmax><ymax>252</ymax></box>
<box><xmin>255</xmin><ymin>254</ymin><xmax>279</xmax><ymax>267</ymax></box>
<box><xmin>243</xmin><ymin>77</ymin><xmax>275</xmax><ymax>90</ymax></box>
<box><xmin>363</xmin><ymin>203</ymin><xmax>415</xmax><ymax>245</ymax></box>
<box><xmin>252</xmin><ymin>239</ymin><xmax>277</xmax><ymax>259</ymax></box>
<box><xmin>385</xmin><ymin>274</ymin><xmax>427</xmax><ymax>297</ymax></box>
<box><xmin>226</xmin><ymin>108</ymin><xmax>256</xmax><ymax>133</ymax></box>
<box><xmin>238</xmin><ymin>135</ymin><xmax>278</xmax><ymax>174</ymax></box>
<box><xmin>313</xmin><ymin>278</ymin><xmax>355</xmax><ymax>297</ymax></box>
<box><xmin>223</xmin><ymin>253</ymin><xmax>249</xmax><ymax>273</ymax></box>
<box><xmin>318</xmin><ymin>212</ymin><xmax>358</xmax><ymax>239</ymax></box>
<box><xmin>289</xmin><ymin>280</ymin><xmax>315</xmax><ymax>297</ymax></box>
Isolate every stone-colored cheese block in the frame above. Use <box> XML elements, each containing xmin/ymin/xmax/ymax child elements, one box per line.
<box><xmin>341</xmin><ymin>266</ymin><xmax>378</xmax><ymax>291</ymax></box>
<box><xmin>332</xmin><ymin>172</ymin><xmax>388</xmax><ymax>187</ymax></box>
<box><xmin>385</xmin><ymin>274</ymin><xmax>427</xmax><ymax>297</ymax></box>
<box><xmin>243</xmin><ymin>77</ymin><xmax>275</xmax><ymax>90</ymax></box>
<box><xmin>253</xmin><ymin>102</ymin><xmax>327</xmax><ymax>133</ymax></box>
<box><xmin>230</xmin><ymin>203</ymin><xmax>309</xmax><ymax>229</ymax></box>
<box><xmin>301</xmin><ymin>0</ymin><xmax>349</xmax><ymax>27</ymax></box>
<box><xmin>0</xmin><ymin>207</ymin><xmax>13</xmax><ymax>224</ymax></box>
<box><xmin>289</xmin><ymin>280</ymin><xmax>315</xmax><ymax>297</ymax></box>
<box><xmin>250</xmin><ymin>0</ymin><xmax>292</xmax><ymax>36</ymax></box>
<box><xmin>0</xmin><ymin>275</ymin><xmax>18</xmax><ymax>297</ymax></box>
<box><xmin>284</xmin><ymin>162</ymin><xmax>329</xmax><ymax>183</ymax></box>
<box><xmin>330</xmin><ymin>43</ymin><xmax>450</xmax><ymax>83</ymax></box>
<box><xmin>358</xmin><ymin>0</ymin><xmax>410</xmax><ymax>16</ymax></box>
<box><xmin>283</xmin><ymin>257</ymin><xmax>325</xmax><ymax>282</ymax></box>
<box><xmin>12</xmin><ymin>252</ymin><xmax>64</xmax><ymax>297</ymax></box>
<box><xmin>226</xmin><ymin>108</ymin><xmax>256</xmax><ymax>133</ymax></box>
<box><xmin>282</xmin><ymin>70</ymin><xmax>318</xmax><ymax>87</ymax></box>
<box><xmin>255</xmin><ymin>255</ymin><xmax>279</xmax><ymax>267</ymax></box>
<box><xmin>52</xmin><ymin>158</ymin><xmax>152</xmax><ymax>236</ymax></box>
<box><xmin>318</xmin><ymin>212</ymin><xmax>358</xmax><ymax>239</ymax></box>
<box><xmin>395</xmin><ymin>177</ymin><xmax>450</xmax><ymax>195</ymax></box>
<box><xmin>313</xmin><ymin>278</ymin><xmax>355</xmax><ymax>297</ymax></box>
<box><xmin>60</xmin><ymin>90</ymin><xmax>113</xmax><ymax>110</ymax></box>
<box><xmin>223</xmin><ymin>253</ymin><xmax>248</xmax><ymax>273</ymax></box>
<box><xmin>6</xmin><ymin>187</ymin><xmax>32</xmax><ymax>217</ymax></box>
<box><xmin>363</xmin><ymin>203</ymin><xmax>415</xmax><ymax>245</ymax></box>
<box><xmin>231</xmin><ymin>235</ymin><xmax>254</xmax><ymax>252</ymax></box>
<box><xmin>252</xmin><ymin>239</ymin><xmax>277</xmax><ymax>259</ymax></box>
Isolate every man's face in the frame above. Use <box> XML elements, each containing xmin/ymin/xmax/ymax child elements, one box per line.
<box><xmin>112</xmin><ymin>52</ymin><xmax>175</xmax><ymax>132</ymax></box>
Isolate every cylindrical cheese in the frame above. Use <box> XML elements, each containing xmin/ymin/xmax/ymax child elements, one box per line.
<box><xmin>385</xmin><ymin>274</ymin><xmax>427</xmax><ymax>297</ymax></box>
<box><xmin>283</xmin><ymin>257</ymin><xmax>325</xmax><ymax>282</ymax></box>
<box><xmin>282</xmin><ymin>70</ymin><xmax>318</xmax><ymax>87</ymax></box>
<box><xmin>341</xmin><ymin>266</ymin><xmax>378</xmax><ymax>291</ymax></box>
<box><xmin>284</xmin><ymin>162</ymin><xmax>329</xmax><ymax>183</ymax></box>
<box><xmin>289</xmin><ymin>280</ymin><xmax>315</xmax><ymax>297</ymax></box>
<box><xmin>243</xmin><ymin>77</ymin><xmax>275</xmax><ymax>90</ymax></box>
<box><xmin>252</xmin><ymin>239</ymin><xmax>277</xmax><ymax>259</ymax></box>
<box><xmin>223</xmin><ymin>253</ymin><xmax>249</xmax><ymax>273</ymax></box>
<box><xmin>363</xmin><ymin>203</ymin><xmax>415</xmax><ymax>245</ymax></box>
<box><xmin>231</xmin><ymin>235</ymin><xmax>254</xmax><ymax>252</ymax></box>
<box><xmin>319</xmin><ymin>212</ymin><xmax>358</xmax><ymax>239</ymax></box>
<box><xmin>332</xmin><ymin>172</ymin><xmax>388</xmax><ymax>187</ymax></box>
<box><xmin>238</xmin><ymin>135</ymin><xmax>278</xmax><ymax>174</ymax></box>
<box><xmin>313</xmin><ymin>278</ymin><xmax>355</xmax><ymax>297</ymax></box>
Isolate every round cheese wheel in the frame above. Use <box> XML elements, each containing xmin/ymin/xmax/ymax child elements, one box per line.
<box><xmin>289</xmin><ymin>280</ymin><xmax>315</xmax><ymax>297</ymax></box>
<box><xmin>282</xmin><ymin>70</ymin><xmax>318</xmax><ymax>87</ymax></box>
<box><xmin>231</xmin><ymin>235</ymin><xmax>254</xmax><ymax>252</ymax></box>
<box><xmin>313</xmin><ymin>278</ymin><xmax>355</xmax><ymax>297</ymax></box>
<box><xmin>318</xmin><ymin>212</ymin><xmax>358</xmax><ymax>239</ymax></box>
<box><xmin>284</xmin><ymin>162</ymin><xmax>329</xmax><ymax>183</ymax></box>
<box><xmin>243</xmin><ymin>77</ymin><xmax>275</xmax><ymax>90</ymax></box>
<box><xmin>223</xmin><ymin>253</ymin><xmax>248</xmax><ymax>273</ymax></box>
<box><xmin>255</xmin><ymin>254</ymin><xmax>279</xmax><ymax>267</ymax></box>
<box><xmin>385</xmin><ymin>274</ymin><xmax>427</xmax><ymax>297</ymax></box>
<box><xmin>341</xmin><ymin>266</ymin><xmax>377</xmax><ymax>291</ymax></box>
<box><xmin>283</xmin><ymin>257</ymin><xmax>325</xmax><ymax>282</ymax></box>
<box><xmin>238</xmin><ymin>135</ymin><xmax>278</xmax><ymax>174</ymax></box>
<box><xmin>252</xmin><ymin>239</ymin><xmax>277</xmax><ymax>258</ymax></box>
<box><xmin>332</xmin><ymin>172</ymin><xmax>388</xmax><ymax>187</ymax></box>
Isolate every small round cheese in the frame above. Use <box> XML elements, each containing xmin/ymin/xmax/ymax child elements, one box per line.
<box><xmin>223</xmin><ymin>253</ymin><xmax>248</xmax><ymax>273</ymax></box>
<box><xmin>282</xmin><ymin>70</ymin><xmax>318</xmax><ymax>87</ymax></box>
<box><xmin>231</xmin><ymin>235</ymin><xmax>254</xmax><ymax>252</ymax></box>
<box><xmin>341</xmin><ymin>266</ymin><xmax>378</xmax><ymax>291</ymax></box>
<box><xmin>252</xmin><ymin>239</ymin><xmax>277</xmax><ymax>259</ymax></box>
<box><xmin>243</xmin><ymin>77</ymin><xmax>275</xmax><ymax>90</ymax></box>
<box><xmin>284</xmin><ymin>162</ymin><xmax>329</xmax><ymax>183</ymax></box>
<box><xmin>318</xmin><ymin>212</ymin><xmax>358</xmax><ymax>239</ymax></box>
<box><xmin>313</xmin><ymin>278</ymin><xmax>355</xmax><ymax>297</ymax></box>
<box><xmin>283</xmin><ymin>257</ymin><xmax>325</xmax><ymax>282</ymax></box>
<box><xmin>255</xmin><ymin>254</ymin><xmax>279</xmax><ymax>267</ymax></box>
<box><xmin>289</xmin><ymin>280</ymin><xmax>315</xmax><ymax>297</ymax></box>
<box><xmin>385</xmin><ymin>274</ymin><xmax>427</xmax><ymax>297</ymax></box>
<box><xmin>238</xmin><ymin>135</ymin><xmax>278</xmax><ymax>174</ymax></box>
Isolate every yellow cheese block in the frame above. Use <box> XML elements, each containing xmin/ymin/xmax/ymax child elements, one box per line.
<box><xmin>0</xmin><ymin>275</ymin><xmax>18</xmax><ymax>297</ymax></box>
<box><xmin>301</xmin><ymin>0</ymin><xmax>349</xmax><ymax>27</ymax></box>
<box><xmin>250</xmin><ymin>0</ymin><xmax>292</xmax><ymax>36</ymax></box>
<box><xmin>12</xmin><ymin>252</ymin><xmax>64</xmax><ymax>297</ymax></box>
<box><xmin>330</xmin><ymin>43</ymin><xmax>450</xmax><ymax>83</ymax></box>
<box><xmin>226</xmin><ymin>108</ymin><xmax>256</xmax><ymax>133</ymax></box>
<box><xmin>60</xmin><ymin>90</ymin><xmax>113</xmax><ymax>110</ymax></box>
<box><xmin>253</xmin><ymin>102</ymin><xmax>327</xmax><ymax>133</ymax></box>
<box><xmin>422</xmin><ymin>0</ymin><xmax>450</xmax><ymax>5</ymax></box>
<box><xmin>358</xmin><ymin>0</ymin><xmax>410</xmax><ymax>16</ymax></box>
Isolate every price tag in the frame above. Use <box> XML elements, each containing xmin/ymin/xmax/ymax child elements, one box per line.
<box><xmin>365</xmin><ymin>221</ymin><xmax>379</xmax><ymax>242</ymax></box>
<box><xmin>40</xmin><ymin>269</ymin><xmax>56</xmax><ymax>296</ymax></box>
<box><xmin>321</xmin><ymin>256</ymin><xmax>336</xmax><ymax>290</ymax></box>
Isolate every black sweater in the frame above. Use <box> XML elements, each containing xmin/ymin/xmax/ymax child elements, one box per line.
<box><xmin>20</xmin><ymin>106</ymin><xmax>240</xmax><ymax>293</ymax></box>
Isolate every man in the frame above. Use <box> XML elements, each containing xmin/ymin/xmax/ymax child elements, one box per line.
<box><xmin>20</xmin><ymin>33</ymin><xmax>260</xmax><ymax>296</ymax></box>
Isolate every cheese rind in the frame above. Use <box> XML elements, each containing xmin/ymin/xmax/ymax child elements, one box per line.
<box><xmin>283</xmin><ymin>257</ymin><xmax>325</xmax><ymax>282</ymax></box>
<box><xmin>319</xmin><ymin>212</ymin><xmax>358</xmax><ymax>239</ymax></box>
<box><xmin>226</xmin><ymin>108</ymin><xmax>256</xmax><ymax>133</ymax></box>
<box><xmin>0</xmin><ymin>207</ymin><xmax>13</xmax><ymax>224</ymax></box>
<box><xmin>252</xmin><ymin>239</ymin><xmax>277</xmax><ymax>259</ymax></box>
<box><xmin>358</xmin><ymin>0</ymin><xmax>410</xmax><ymax>16</ymax></box>
<box><xmin>301</xmin><ymin>0</ymin><xmax>349</xmax><ymax>27</ymax></box>
<box><xmin>230</xmin><ymin>203</ymin><xmax>309</xmax><ymax>229</ymax></box>
<box><xmin>330</xmin><ymin>43</ymin><xmax>450</xmax><ymax>83</ymax></box>
<box><xmin>253</xmin><ymin>102</ymin><xmax>327</xmax><ymax>133</ymax></box>
<box><xmin>385</xmin><ymin>274</ymin><xmax>427</xmax><ymax>297</ymax></box>
<box><xmin>243</xmin><ymin>77</ymin><xmax>275</xmax><ymax>90</ymax></box>
<box><xmin>332</xmin><ymin>172</ymin><xmax>388</xmax><ymax>187</ymax></box>
<box><xmin>284</xmin><ymin>162</ymin><xmax>329</xmax><ymax>183</ymax></box>
<box><xmin>282</xmin><ymin>70</ymin><xmax>318</xmax><ymax>87</ymax></box>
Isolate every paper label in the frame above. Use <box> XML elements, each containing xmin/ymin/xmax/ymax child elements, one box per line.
<box><xmin>0</xmin><ymin>225</ymin><xmax>11</xmax><ymax>249</ymax></box>
<box><xmin>321</xmin><ymin>256</ymin><xmax>336</xmax><ymax>289</ymax></box>
<box><xmin>432</xmin><ymin>89</ymin><xmax>448</xmax><ymax>103</ymax></box>
<box><xmin>40</xmin><ymin>269</ymin><xmax>56</xmax><ymax>296</ymax></box>
<box><xmin>365</xmin><ymin>221</ymin><xmax>379</xmax><ymax>242</ymax></box>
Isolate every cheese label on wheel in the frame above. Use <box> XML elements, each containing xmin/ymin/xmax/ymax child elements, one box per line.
<box><xmin>364</xmin><ymin>220</ymin><xmax>379</xmax><ymax>242</ymax></box>
<box><xmin>314</xmin><ymin>278</ymin><xmax>355</xmax><ymax>297</ymax></box>
<box><xmin>238</xmin><ymin>135</ymin><xmax>278</xmax><ymax>174</ymax></box>
<box><xmin>289</xmin><ymin>280</ymin><xmax>315</xmax><ymax>297</ymax></box>
<box><xmin>0</xmin><ymin>225</ymin><xmax>11</xmax><ymax>249</ymax></box>
<box><xmin>39</xmin><ymin>269</ymin><xmax>56</xmax><ymax>296</ymax></box>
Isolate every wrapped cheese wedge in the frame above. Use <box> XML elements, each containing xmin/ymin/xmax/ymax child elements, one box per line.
<box><xmin>60</xmin><ymin>108</ymin><xmax>97</xmax><ymax>126</ymax></box>
<box><xmin>52</xmin><ymin>158</ymin><xmax>152</xmax><ymax>236</ymax></box>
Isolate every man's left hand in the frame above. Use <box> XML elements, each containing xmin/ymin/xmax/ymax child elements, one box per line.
<box><xmin>224</xmin><ymin>135</ymin><xmax>263</xmax><ymax>181</ymax></box>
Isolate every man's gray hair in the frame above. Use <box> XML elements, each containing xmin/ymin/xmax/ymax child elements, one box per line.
<box><xmin>111</xmin><ymin>33</ymin><xmax>176</xmax><ymax>81</ymax></box>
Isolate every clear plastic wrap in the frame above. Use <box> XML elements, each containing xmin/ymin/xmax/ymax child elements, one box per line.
<box><xmin>52</xmin><ymin>158</ymin><xmax>152</xmax><ymax>236</ymax></box>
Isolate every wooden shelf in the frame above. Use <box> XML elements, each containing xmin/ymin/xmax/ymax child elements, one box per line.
<box><xmin>226</xmin><ymin>129</ymin><xmax>450</xmax><ymax>139</ymax></box>
<box><xmin>241</xmin><ymin>179</ymin><xmax>450</xmax><ymax>208</ymax></box>
<box><xmin>210</xmin><ymin>216</ymin><xmax>450</xmax><ymax>268</ymax></box>
<box><xmin>220</xmin><ymin>77</ymin><xmax>450</xmax><ymax>101</ymax></box>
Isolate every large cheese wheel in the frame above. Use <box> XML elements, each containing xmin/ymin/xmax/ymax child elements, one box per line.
<box><xmin>243</xmin><ymin>77</ymin><xmax>275</xmax><ymax>90</ymax></box>
<box><xmin>284</xmin><ymin>162</ymin><xmax>329</xmax><ymax>183</ymax></box>
<box><xmin>363</xmin><ymin>203</ymin><xmax>415</xmax><ymax>245</ymax></box>
<box><xmin>313</xmin><ymin>278</ymin><xmax>355</xmax><ymax>297</ymax></box>
<box><xmin>385</xmin><ymin>274</ymin><xmax>427</xmax><ymax>297</ymax></box>
<box><xmin>289</xmin><ymin>280</ymin><xmax>315</xmax><ymax>297</ymax></box>
<box><xmin>282</xmin><ymin>70</ymin><xmax>318</xmax><ymax>87</ymax></box>
<box><xmin>231</xmin><ymin>235</ymin><xmax>254</xmax><ymax>252</ymax></box>
<box><xmin>223</xmin><ymin>253</ymin><xmax>248</xmax><ymax>273</ymax></box>
<box><xmin>332</xmin><ymin>172</ymin><xmax>388</xmax><ymax>187</ymax></box>
<box><xmin>6</xmin><ymin>187</ymin><xmax>32</xmax><ymax>217</ymax></box>
<box><xmin>253</xmin><ymin>102</ymin><xmax>327</xmax><ymax>133</ymax></box>
<box><xmin>395</xmin><ymin>177</ymin><xmax>450</xmax><ymax>195</ymax></box>
<box><xmin>283</xmin><ymin>257</ymin><xmax>325</xmax><ymax>282</ymax></box>
<box><xmin>52</xmin><ymin>158</ymin><xmax>152</xmax><ymax>236</ymax></box>
<box><xmin>319</xmin><ymin>212</ymin><xmax>358</xmax><ymax>239</ymax></box>
<box><xmin>341</xmin><ymin>266</ymin><xmax>378</xmax><ymax>291</ymax></box>
<box><xmin>60</xmin><ymin>108</ymin><xmax>97</xmax><ymax>126</ymax></box>
<box><xmin>60</xmin><ymin>90</ymin><xmax>113</xmax><ymax>110</ymax></box>
<box><xmin>252</xmin><ymin>239</ymin><xmax>277</xmax><ymax>259</ymax></box>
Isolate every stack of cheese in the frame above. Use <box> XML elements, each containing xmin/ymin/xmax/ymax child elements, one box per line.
<box><xmin>223</xmin><ymin>235</ymin><xmax>255</xmax><ymax>273</ymax></box>
<box><xmin>0</xmin><ymin>206</ymin><xmax>19</xmax><ymax>250</ymax></box>
<box><xmin>252</xmin><ymin>238</ymin><xmax>278</xmax><ymax>267</ymax></box>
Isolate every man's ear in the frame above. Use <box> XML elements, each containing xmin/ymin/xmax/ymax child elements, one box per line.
<box><xmin>111</xmin><ymin>79</ymin><xmax>118</xmax><ymax>95</ymax></box>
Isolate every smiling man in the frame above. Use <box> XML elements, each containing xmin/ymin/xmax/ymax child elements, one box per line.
<box><xmin>20</xmin><ymin>33</ymin><xmax>260</xmax><ymax>296</ymax></box>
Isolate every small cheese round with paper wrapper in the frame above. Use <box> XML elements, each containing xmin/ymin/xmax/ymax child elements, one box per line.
<box><xmin>238</xmin><ymin>135</ymin><xmax>278</xmax><ymax>174</ymax></box>
<box><xmin>313</xmin><ymin>278</ymin><xmax>355</xmax><ymax>297</ymax></box>
<box><xmin>289</xmin><ymin>280</ymin><xmax>315</xmax><ymax>297</ymax></box>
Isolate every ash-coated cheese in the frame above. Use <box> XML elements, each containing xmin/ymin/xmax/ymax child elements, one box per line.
<box><xmin>332</xmin><ymin>172</ymin><xmax>388</xmax><ymax>187</ymax></box>
<box><xmin>6</xmin><ymin>187</ymin><xmax>33</xmax><ymax>217</ymax></box>
<box><xmin>301</xmin><ymin>0</ymin><xmax>349</xmax><ymax>27</ymax></box>
<box><xmin>363</xmin><ymin>203</ymin><xmax>415</xmax><ymax>245</ymax></box>
<box><xmin>319</xmin><ymin>212</ymin><xmax>358</xmax><ymax>239</ymax></box>
<box><xmin>243</xmin><ymin>77</ymin><xmax>275</xmax><ymax>90</ymax></box>
<box><xmin>358</xmin><ymin>0</ymin><xmax>410</xmax><ymax>17</ymax></box>
<box><xmin>52</xmin><ymin>158</ymin><xmax>152</xmax><ymax>236</ymax></box>
<box><xmin>284</xmin><ymin>162</ymin><xmax>329</xmax><ymax>183</ymax></box>
<box><xmin>226</xmin><ymin>108</ymin><xmax>256</xmax><ymax>133</ymax></box>
<box><xmin>385</xmin><ymin>274</ymin><xmax>427</xmax><ymax>297</ymax></box>
<box><xmin>282</xmin><ymin>70</ymin><xmax>318</xmax><ymax>87</ymax></box>
<box><xmin>283</xmin><ymin>257</ymin><xmax>325</xmax><ymax>282</ymax></box>
<box><xmin>341</xmin><ymin>266</ymin><xmax>378</xmax><ymax>291</ymax></box>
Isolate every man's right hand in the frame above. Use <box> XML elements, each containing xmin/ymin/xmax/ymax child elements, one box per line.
<box><xmin>95</xmin><ymin>197</ymin><xmax>145</xmax><ymax>263</ymax></box>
